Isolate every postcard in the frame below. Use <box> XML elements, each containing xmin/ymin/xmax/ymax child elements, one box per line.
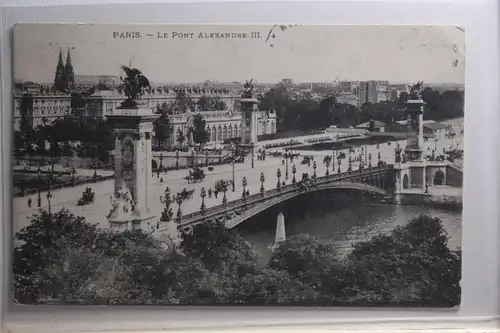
<box><xmin>12</xmin><ymin>24</ymin><xmax>464</xmax><ymax>306</ymax></box>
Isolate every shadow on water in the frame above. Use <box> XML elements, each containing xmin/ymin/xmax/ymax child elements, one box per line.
<box><xmin>236</xmin><ymin>189</ymin><xmax>462</xmax><ymax>266</ymax></box>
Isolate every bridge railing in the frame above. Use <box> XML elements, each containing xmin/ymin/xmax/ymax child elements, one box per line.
<box><xmin>174</xmin><ymin>165</ymin><xmax>394</xmax><ymax>226</ymax></box>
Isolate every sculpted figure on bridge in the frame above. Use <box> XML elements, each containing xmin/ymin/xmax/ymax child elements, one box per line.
<box><xmin>241</xmin><ymin>79</ymin><xmax>254</xmax><ymax>98</ymax></box>
<box><xmin>108</xmin><ymin>181</ymin><xmax>135</xmax><ymax>218</ymax></box>
<box><xmin>119</xmin><ymin>65</ymin><xmax>152</xmax><ymax>107</ymax></box>
<box><xmin>408</xmin><ymin>81</ymin><xmax>424</xmax><ymax>99</ymax></box>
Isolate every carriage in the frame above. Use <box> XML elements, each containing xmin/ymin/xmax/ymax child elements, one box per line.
<box><xmin>300</xmin><ymin>156</ymin><xmax>311</xmax><ymax>165</ymax></box>
<box><xmin>77</xmin><ymin>187</ymin><xmax>95</xmax><ymax>206</ymax></box>
<box><xmin>185</xmin><ymin>167</ymin><xmax>206</xmax><ymax>183</ymax></box>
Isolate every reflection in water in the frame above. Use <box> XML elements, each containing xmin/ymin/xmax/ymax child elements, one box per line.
<box><xmin>237</xmin><ymin>190</ymin><xmax>462</xmax><ymax>266</ymax></box>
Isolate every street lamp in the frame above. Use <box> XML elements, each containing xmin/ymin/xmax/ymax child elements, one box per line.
<box><xmin>313</xmin><ymin>161</ymin><xmax>317</xmax><ymax>179</ymax></box>
<box><xmin>276</xmin><ymin>168</ymin><xmax>282</xmax><ymax>189</ymax></box>
<box><xmin>348</xmin><ymin>156</ymin><xmax>352</xmax><ymax>173</ymax></box>
<box><xmin>200</xmin><ymin>187</ymin><xmax>206</xmax><ymax>214</ymax></box>
<box><xmin>92</xmin><ymin>161</ymin><xmax>98</xmax><ymax>182</ymax></box>
<box><xmin>205</xmin><ymin>150</ymin><xmax>209</xmax><ymax>167</ymax></box>
<box><xmin>71</xmin><ymin>167</ymin><xmax>76</xmax><ymax>187</ymax></box>
<box><xmin>292</xmin><ymin>164</ymin><xmax>297</xmax><ymax>185</ymax></box>
<box><xmin>175</xmin><ymin>150</ymin><xmax>180</xmax><ymax>170</ymax></box>
<box><xmin>37</xmin><ymin>165</ymin><xmax>41</xmax><ymax>207</ymax></box>
<box><xmin>242</xmin><ymin>176</ymin><xmax>247</xmax><ymax>200</ymax></box>
<box><xmin>325</xmin><ymin>156</ymin><xmax>330</xmax><ymax>177</ymax></box>
<box><xmin>46</xmin><ymin>174</ymin><xmax>53</xmax><ymax>215</ymax></box>
<box><xmin>368</xmin><ymin>153</ymin><xmax>372</xmax><ymax>168</ymax></box>
<box><xmin>47</xmin><ymin>191</ymin><xmax>53</xmax><ymax>215</ymax></box>
<box><xmin>222</xmin><ymin>182</ymin><xmax>228</xmax><ymax>207</ymax></box>
<box><xmin>176</xmin><ymin>194</ymin><xmax>182</xmax><ymax>223</ymax></box>
<box><xmin>395</xmin><ymin>143</ymin><xmax>402</xmax><ymax>163</ymax></box>
<box><xmin>260</xmin><ymin>172</ymin><xmax>265</xmax><ymax>195</ymax></box>
<box><xmin>337</xmin><ymin>158</ymin><xmax>341</xmax><ymax>174</ymax></box>
<box><xmin>159</xmin><ymin>153</ymin><xmax>164</xmax><ymax>172</ymax></box>
<box><xmin>231</xmin><ymin>143</ymin><xmax>235</xmax><ymax>192</ymax></box>
<box><xmin>285</xmin><ymin>140</ymin><xmax>292</xmax><ymax>180</ymax></box>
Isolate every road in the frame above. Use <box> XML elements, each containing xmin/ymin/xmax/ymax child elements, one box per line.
<box><xmin>13</xmin><ymin>122</ymin><xmax>464</xmax><ymax>234</ymax></box>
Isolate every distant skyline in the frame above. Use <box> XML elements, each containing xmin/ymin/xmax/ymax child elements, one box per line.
<box><xmin>14</xmin><ymin>24</ymin><xmax>465</xmax><ymax>85</ymax></box>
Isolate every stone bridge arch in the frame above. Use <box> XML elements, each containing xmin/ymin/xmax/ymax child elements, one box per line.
<box><xmin>177</xmin><ymin>181</ymin><xmax>388</xmax><ymax>234</ymax></box>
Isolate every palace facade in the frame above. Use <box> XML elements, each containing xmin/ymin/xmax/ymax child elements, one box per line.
<box><xmin>169</xmin><ymin>110</ymin><xmax>277</xmax><ymax>146</ymax></box>
<box><xmin>13</xmin><ymin>85</ymin><xmax>72</xmax><ymax>131</ymax></box>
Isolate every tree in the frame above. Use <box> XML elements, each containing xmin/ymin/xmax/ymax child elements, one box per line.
<box><xmin>176</xmin><ymin>128</ymin><xmax>186</xmax><ymax>148</ymax></box>
<box><xmin>269</xmin><ymin>234</ymin><xmax>344</xmax><ymax>302</ymax></box>
<box><xmin>190</xmin><ymin>114</ymin><xmax>208</xmax><ymax>145</ymax></box>
<box><xmin>13</xmin><ymin>209</ymin><xmax>101</xmax><ymax>303</ymax></box>
<box><xmin>153</xmin><ymin>113</ymin><xmax>172</xmax><ymax>146</ymax></box>
<box><xmin>344</xmin><ymin>214</ymin><xmax>461</xmax><ymax>307</ymax></box>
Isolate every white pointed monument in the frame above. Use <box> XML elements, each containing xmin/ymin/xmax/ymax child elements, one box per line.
<box><xmin>268</xmin><ymin>212</ymin><xmax>286</xmax><ymax>252</ymax></box>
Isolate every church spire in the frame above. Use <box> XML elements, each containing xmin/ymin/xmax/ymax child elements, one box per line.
<box><xmin>64</xmin><ymin>48</ymin><xmax>75</xmax><ymax>90</ymax></box>
<box><xmin>54</xmin><ymin>49</ymin><xmax>65</xmax><ymax>91</ymax></box>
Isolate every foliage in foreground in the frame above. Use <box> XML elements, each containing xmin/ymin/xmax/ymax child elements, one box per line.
<box><xmin>13</xmin><ymin>210</ymin><xmax>461</xmax><ymax>306</ymax></box>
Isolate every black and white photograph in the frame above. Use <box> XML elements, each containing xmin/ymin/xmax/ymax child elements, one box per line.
<box><xmin>12</xmin><ymin>24</ymin><xmax>464</xmax><ymax>307</ymax></box>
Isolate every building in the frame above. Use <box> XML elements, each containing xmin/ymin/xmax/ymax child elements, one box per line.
<box><xmin>74</xmin><ymin>75</ymin><xmax>121</xmax><ymax>91</ymax></box>
<box><xmin>337</xmin><ymin>92</ymin><xmax>358</xmax><ymax>106</ymax></box>
<box><xmin>384</xmin><ymin>121</ymin><xmax>408</xmax><ymax>133</ymax></box>
<box><xmin>169</xmin><ymin>110</ymin><xmax>277</xmax><ymax>146</ymax></box>
<box><xmin>377</xmin><ymin>81</ymin><xmax>390</xmax><ymax>102</ymax></box>
<box><xmin>54</xmin><ymin>49</ymin><xmax>75</xmax><ymax>91</ymax></box>
<box><xmin>356</xmin><ymin>120</ymin><xmax>386</xmax><ymax>132</ymax></box>
<box><xmin>13</xmin><ymin>87</ymin><xmax>72</xmax><ymax>131</ymax></box>
<box><xmin>422</xmin><ymin>120</ymin><xmax>450</xmax><ymax>140</ymax></box>
<box><xmin>82</xmin><ymin>85</ymin><xmax>240</xmax><ymax>118</ymax></box>
<box><xmin>357</xmin><ymin>81</ymin><xmax>379</xmax><ymax>106</ymax></box>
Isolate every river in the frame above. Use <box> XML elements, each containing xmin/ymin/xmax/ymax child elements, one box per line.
<box><xmin>237</xmin><ymin>189</ymin><xmax>462</xmax><ymax>266</ymax></box>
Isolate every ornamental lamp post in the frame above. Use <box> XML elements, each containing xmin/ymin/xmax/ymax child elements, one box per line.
<box><xmin>337</xmin><ymin>158</ymin><xmax>341</xmax><ymax>174</ymax></box>
<box><xmin>46</xmin><ymin>175</ymin><xmax>53</xmax><ymax>215</ymax></box>
<box><xmin>205</xmin><ymin>150</ymin><xmax>209</xmax><ymax>167</ymax></box>
<box><xmin>200</xmin><ymin>187</ymin><xmax>206</xmax><ymax>214</ymax></box>
<box><xmin>348</xmin><ymin>156</ymin><xmax>352</xmax><ymax>173</ymax></box>
<box><xmin>378</xmin><ymin>151</ymin><xmax>382</xmax><ymax>165</ymax></box>
<box><xmin>277</xmin><ymin>168</ymin><xmax>282</xmax><ymax>189</ymax></box>
<box><xmin>37</xmin><ymin>165</ymin><xmax>42</xmax><ymax>207</ymax></box>
<box><xmin>231</xmin><ymin>143</ymin><xmax>235</xmax><ymax>192</ymax></box>
<box><xmin>222</xmin><ymin>182</ymin><xmax>228</xmax><ymax>207</ymax></box>
<box><xmin>368</xmin><ymin>153</ymin><xmax>372</xmax><ymax>168</ymax></box>
<box><xmin>313</xmin><ymin>161</ymin><xmax>317</xmax><ymax>179</ymax></box>
<box><xmin>92</xmin><ymin>161</ymin><xmax>98</xmax><ymax>182</ymax></box>
<box><xmin>71</xmin><ymin>167</ymin><xmax>76</xmax><ymax>187</ymax></box>
<box><xmin>242</xmin><ymin>176</ymin><xmax>247</xmax><ymax>200</ymax></box>
<box><xmin>159</xmin><ymin>153</ymin><xmax>164</xmax><ymax>172</ymax></box>
<box><xmin>175</xmin><ymin>150</ymin><xmax>180</xmax><ymax>170</ymax></box>
<box><xmin>292</xmin><ymin>164</ymin><xmax>297</xmax><ymax>185</ymax></box>
<box><xmin>260</xmin><ymin>172</ymin><xmax>265</xmax><ymax>195</ymax></box>
<box><xmin>176</xmin><ymin>194</ymin><xmax>182</xmax><ymax>223</ymax></box>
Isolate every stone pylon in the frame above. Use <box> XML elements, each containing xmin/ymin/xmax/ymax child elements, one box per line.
<box><xmin>106</xmin><ymin>105</ymin><xmax>159</xmax><ymax>231</ymax></box>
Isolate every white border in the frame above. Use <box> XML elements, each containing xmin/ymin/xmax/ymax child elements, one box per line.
<box><xmin>1</xmin><ymin>1</ymin><xmax>500</xmax><ymax>332</ymax></box>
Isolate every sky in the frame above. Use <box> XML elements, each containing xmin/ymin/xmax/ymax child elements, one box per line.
<box><xmin>13</xmin><ymin>24</ymin><xmax>465</xmax><ymax>85</ymax></box>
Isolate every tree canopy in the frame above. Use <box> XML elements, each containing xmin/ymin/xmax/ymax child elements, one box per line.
<box><xmin>14</xmin><ymin>209</ymin><xmax>461</xmax><ymax>307</ymax></box>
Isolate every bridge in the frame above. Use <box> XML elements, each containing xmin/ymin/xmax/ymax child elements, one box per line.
<box><xmin>157</xmin><ymin>165</ymin><xmax>394</xmax><ymax>234</ymax></box>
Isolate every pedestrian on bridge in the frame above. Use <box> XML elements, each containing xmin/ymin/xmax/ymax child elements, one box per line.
<box><xmin>27</xmin><ymin>198</ymin><xmax>32</xmax><ymax>208</ymax></box>
<box><xmin>208</xmin><ymin>188</ymin><xmax>212</xmax><ymax>199</ymax></box>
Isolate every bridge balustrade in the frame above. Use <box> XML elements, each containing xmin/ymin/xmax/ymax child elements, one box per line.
<box><xmin>168</xmin><ymin>165</ymin><xmax>394</xmax><ymax>230</ymax></box>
